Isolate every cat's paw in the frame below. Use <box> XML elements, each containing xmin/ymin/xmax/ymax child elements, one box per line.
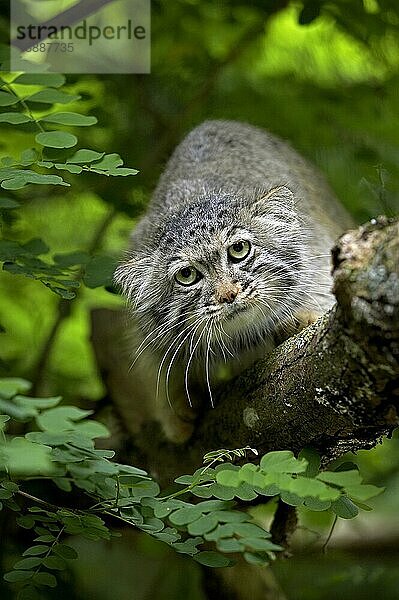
<box><xmin>295</xmin><ymin>309</ymin><xmax>321</xmax><ymax>331</ymax></box>
<box><xmin>157</xmin><ymin>403</ymin><xmax>197</xmax><ymax>444</ymax></box>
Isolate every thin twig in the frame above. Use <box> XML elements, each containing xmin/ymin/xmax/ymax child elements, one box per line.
<box><xmin>32</xmin><ymin>206</ymin><xmax>117</xmax><ymax>395</ymax></box>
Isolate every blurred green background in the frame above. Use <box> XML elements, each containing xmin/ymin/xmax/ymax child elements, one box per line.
<box><xmin>1</xmin><ymin>0</ymin><xmax>399</xmax><ymax>598</ymax></box>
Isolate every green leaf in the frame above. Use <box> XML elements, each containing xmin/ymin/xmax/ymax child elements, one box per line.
<box><xmin>43</xmin><ymin>556</ymin><xmax>66</xmax><ymax>570</ymax></box>
<box><xmin>13</xmin><ymin>73</ymin><xmax>66</xmax><ymax>87</ymax></box>
<box><xmin>153</xmin><ymin>528</ymin><xmax>180</xmax><ymax>544</ymax></box>
<box><xmin>16</xmin><ymin>515</ymin><xmax>36</xmax><ymax>529</ymax></box>
<box><xmin>194</xmin><ymin>551</ymin><xmax>233</xmax><ymax>568</ymax></box>
<box><xmin>25</xmin><ymin>431</ymin><xmax>71</xmax><ymax>445</ymax></box>
<box><xmin>74</xmin><ymin>419</ymin><xmax>110</xmax><ymax>439</ymax></box>
<box><xmin>0</xmin><ymin>91</ymin><xmax>19</xmax><ymax>106</ymax></box>
<box><xmin>205</xmin><ymin>524</ymin><xmax>234</xmax><ymax>541</ymax></box>
<box><xmin>0</xmin><ymin>398</ymin><xmax>37</xmax><ymax>420</ymax></box>
<box><xmin>0</xmin><ymin>377</ymin><xmax>31</xmax><ymax>399</ymax></box>
<box><xmin>289</xmin><ymin>477</ymin><xmax>340</xmax><ymax>501</ymax></box>
<box><xmin>140</xmin><ymin>517</ymin><xmax>164</xmax><ymax>534</ymax></box>
<box><xmin>53</xmin><ymin>478</ymin><xmax>72</xmax><ymax>492</ymax></box>
<box><xmin>169</xmin><ymin>506</ymin><xmax>203</xmax><ymax>526</ymax></box>
<box><xmin>20</xmin><ymin>149</ymin><xmax>39</xmax><ymax>166</ymax></box>
<box><xmin>244</xmin><ymin>538</ymin><xmax>282</xmax><ymax>552</ymax></box>
<box><xmin>53</xmin><ymin>251</ymin><xmax>90</xmax><ymax>267</ymax></box>
<box><xmin>32</xmin><ymin>572</ymin><xmax>57</xmax><ymax>587</ymax></box>
<box><xmin>34</xmin><ymin>535</ymin><xmax>56</xmax><ymax>543</ymax></box>
<box><xmin>1</xmin><ymin>481</ymin><xmax>19</xmax><ymax>491</ymax></box>
<box><xmin>188</xmin><ymin>513</ymin><xmax>218</xmax><ymax>535</ymax></box>
<box><xmin>244</xmin><ymin>551</ymin><xmax>269</xmax><ymax>566</ymax></box>
<box><xmin>0</xmin><ymin>169</ymin><xmax>69</xmax><ymax>190</ymax></box>
<box><xmin>14</xmin><ymin>395</ymin><xmax>61</xmax><ymax>410</ymax></box>
<box><xmin>171</xmin><ymin>537</ymin><xmax>203</xmax><ymax>556</ymax></box>
<box><xmin>104</xmin><ymin>167</ymin><xmax>138</xmax><ymax>176</ymax></box>
<box><xmin>206</xmin><ymin>483</ymin><xmax>235</xmax><ymax>501</ymax></box>
<box><xmin>233</xmin><ymin>523</ymin><xmax>271</xmax><ymax>538</ymax></box>
<box><xmin>3</xmin><ymin>437</ymin><xmax>53</xmax><ymax>475</ymax></box>
<box><xmin>345</xmin><ymin>484</ymin><xmax>384</xmax><ymax>502</ymax></box>
<box><xmin>317</xmin><ymin>470</ymin><xmax>362</xmax><ymax>487</ymax></box>
<box><xmin>40</xmin><ymin>112</ymin><xmax>97</xmax><ymax>126</ymax></box>
<box><xmin>0</xmin><ymin>112</ymin><xmax>32</xmax><ymax>124</ymax></box>
<box><xmin>67</xmin><ymin>149</ymin><xmax>104</xmax><ymax>164</ymax></box>
<box><xmin>54</xmin><ymin>163</ymin><xmax>83</xmax><ymax>174</ymax></box>
<box><xmin>331</xmin><ymin>496</ymin><xmax>359</xmax><ymax>519</ymax></box>
<box><xmin>260</xmin><ymin>451</ymin><xmax>307</xmax><ymax>474</ymax></box>
<box><xmin>53</xmin><ymin>544</ymin><xmax>78</xmax><ymax>559</ymax></box>
<box><xmin>303</xmin><ymin>497</ymin><xmax>332</xmax><ymax>511</ymax></box>
<box><xmin>174</xmin><ymin>475</ymin><xmax>194</xmax><ymax>485</ymax></box>
<box><xmin>22</xmin><ymin>545</ymin><xmax>50</xmax><ymax>556</ymax></box>
<box><xmin>90</xmin><ymin>153</ymin><xmax>122</xmax><ymax>171</ymax></box>
<box><xmin>89</xmin><ymin>153</ymin><xmax>138</xmax><ymax>176</ymax></box>
<box><xmin>216</xmin><ymin>470</ymin><xmax>240</xmax><ymax>487</ymax></box>
<box><xmin>129</xmin><ymin>480</ymin><xmax>160</xmax><ymax>499</ymax></box>
<box><xmin>23</xmin><ymin>239</ymin><xmax>49</xmax><ymax>256</ymax></box>
<box><xmin>36</xmin><ymin>406</ymin><xmax>93</xmax><ymax>431</ymax></box>
<box><xmin>35</xmin><ymin>131</ymin><xmax>78</xmax><ymax>149</ymax></box>
<box><xmin>217</xmin><ymin>537</ymin><xmax>244</xmax><ymax>552</ymax></box>
<box><xmin>211</xmin><ymin>511</ymin><xmax>248</xmax><ymax>523</ymax></box>
<box><xmin>279</xmin><ymin>491</ymin><xmax>303</xmax><ymax>506</ymax></box>
<box><xmin>0</xmin><ymin>489</ymin><xmax>13</xmax><ymax>499</ymax></box>
<box><xmin>13</xmin><ymin>557</ymin><xmax>42</xmax><ymax>570</ymax></box>
<box><xmin>26</xmin><ymin>89</ymin><xmax>81</xmax><ymax>105</ymax></box>
<box><xmin>3</xmin><ymin>570</ymin><xmax>33</xmax><ymax>582</ymax></box>
<box><xmin>83</xmin><ymin>255</ymin><xmax>118</xmax><ymax>288</ymax></box>
<box><xmin>351</xmin><ymin>499</ymin><xmax>373</xmax><ymax>511</ymax></box>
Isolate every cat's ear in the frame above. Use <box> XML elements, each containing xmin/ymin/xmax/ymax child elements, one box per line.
<box><xmin>255</xmin><ymin>185</ymin><xmax>295</xmax><ymax>210</ymax></box>
<box><xmin>252</xmin><ymin>185</ymin><xmax>297</xmax><ymax>219</ymax></box>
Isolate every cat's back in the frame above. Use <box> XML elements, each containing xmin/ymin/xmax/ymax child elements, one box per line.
<box><xmin>150</xmin><ymin>120</ymin><xmax>352</xmax><ymax>238</ymax></box>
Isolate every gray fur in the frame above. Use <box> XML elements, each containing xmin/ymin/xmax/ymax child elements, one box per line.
<box><xmin>114</xmin><ymin>120</ymin><xmax>352</xmax><ymax>440</ymax></box>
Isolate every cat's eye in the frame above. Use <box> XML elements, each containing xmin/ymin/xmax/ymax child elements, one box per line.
<box><xmin>228</xmin><ymin>240</ymin><xmax>251</xmax><ymax>262</ymax></box>
<box><xmin>175</xmin><ymin>266</ymin><xmax>201</xmax><ymax>286</ymax></box>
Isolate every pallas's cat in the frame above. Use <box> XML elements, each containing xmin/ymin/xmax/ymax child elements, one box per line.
<box><xmin>115</xmin><ymin>120</ymin><xmax>352</xmax><ymax>442</ymax></box>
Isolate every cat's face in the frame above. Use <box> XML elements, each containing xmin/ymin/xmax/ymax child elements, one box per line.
<box><xmin>115</xmin><ymin>186</ymin><xmax>312</xmax><ymax>365</ymax></box>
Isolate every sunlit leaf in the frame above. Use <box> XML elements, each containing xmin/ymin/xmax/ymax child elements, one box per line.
<box><xmin>13</xmin><ymin>73</ymin><xmax>66</xmax><ymax>87</ymax></box>
<box><xmin>0</xmin><ymin>91</ymin><xmax>19</xmax><ymax>106</ymax></box>
<box><xmin>40</xmin><ymin>112</ymin><xmax>97</xmax><ymax>126</ymax></box>
<box><xmin>26</xmin><ymin>89</ymin><xmax>80</xmax><ymax>104</ymax></box>
<box><xmin>66</xmin><ymin>149</ymin><xmax>104</xmax><ymax>163</ymax></box>
<box><xmin>260</xmin><ymin>451</ymin><xmax>307</xmax><ymax>474</ymax></box>
<box><xmin>0</xmin><ymin>112</ymin><xmax>32</xmax><ymax>124</ymax></box>
<box><xmin>35</xmin><ymin>131</ymin><xmax>78</xmax><ymax>149</ymax></box>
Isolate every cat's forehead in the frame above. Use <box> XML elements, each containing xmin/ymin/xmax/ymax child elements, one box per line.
<box><xmin>156</xmin><ymin>195</ymin><xmax>245</xmax><ymax>250</ymax></box>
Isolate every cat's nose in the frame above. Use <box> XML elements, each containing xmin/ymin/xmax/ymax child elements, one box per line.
<box><xmin>216</xmin><ymin>282</ymin><xmax>241</xmax><ymax>304</ymax></box>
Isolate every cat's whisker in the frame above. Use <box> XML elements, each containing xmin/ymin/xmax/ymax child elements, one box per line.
<box><xmin>205</xmin><ymin>319</ymin><xmax>215</xmax><ymax>408</ymax></box>
<box><xmin>130</xmin><ymin>308</ymin><xmax>204</xmax><ymax>370</ymax></box>
<box><xmin>184</xmin><ymin>318</ymin><xmax>210</xmax><ymax>407</ymax></box>
<box><xmin>155</xmin><ymin>316</ymin><xmax>205</xmax><ymax>406</ymax></box>
<box><xmin>164</xmin><ymin>316</ymin><xmax>207</xmax><ymax>410</ymax></box>
<box><xmin>215</xmin><ymin>322</ymin><xmax>234</xmax><ymax>361</ymax></box>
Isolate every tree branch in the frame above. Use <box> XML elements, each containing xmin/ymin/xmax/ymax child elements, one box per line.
<box><xmin>91</xmin><ymin>217</ymin><xmax>399</xmax><ymax>480</ymax></box>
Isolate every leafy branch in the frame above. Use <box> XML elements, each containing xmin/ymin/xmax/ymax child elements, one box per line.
<box><xmin>0</xmin><ymin>377</ymin><xmax>384</xmax><ymax>596</ymax></box>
